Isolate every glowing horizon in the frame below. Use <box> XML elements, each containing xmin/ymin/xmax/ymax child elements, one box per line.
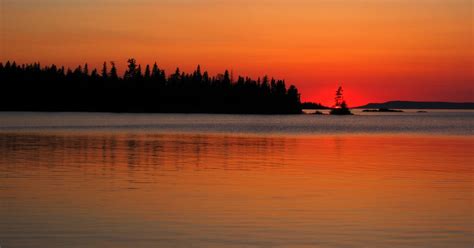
<box><xmin>1</xmin><ymin>0</ymin><xmax>472</xmax><ymax>106</ymax></box>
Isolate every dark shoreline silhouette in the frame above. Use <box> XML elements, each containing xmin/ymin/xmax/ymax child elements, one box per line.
<box><xmin>357</xmin><ymin>101</ymin><xmax>474</xmax><ymax>109</ymax></box>
<box><xmin>362</xmin><ymin>108</ymin><xmax>403</xmax><ymax>112</ymax></box>
<box><xmin>0</xmin><ymin>59</ymin><xmax>302</xmax><ymax>114</ymax></box>
<box><xmin>301</xmin><ymin>102</ymin><xmax>330</xmax><ymax>109</ymax></box>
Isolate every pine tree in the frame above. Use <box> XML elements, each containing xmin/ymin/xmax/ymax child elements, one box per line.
<box><xmin>144</xmin><ymin>65</ymin><xmax>151</xmax><ymax>79</ymax></box>
<box><xmin>101</xmin><ymin>62</ymin><xmax>108</xmax><ymax>79</ymax></box>
<box><xmin>110</xmin><ymin>62</ymin><xmax>118</xmax><ymax>80</ymax></box>
<box><xmin>124</xmin><ymin>58</ymin><xmax>137</xmax><ymax>80</ymax></box>
<box><xmin>84</xmin><ymin>63</ymin><xmax>89</xmax><ymax>76</ymax></box>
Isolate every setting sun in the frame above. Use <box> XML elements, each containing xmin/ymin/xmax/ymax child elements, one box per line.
<box><xmin>2</xmin><ymin>0</ymin><xmax>472</xmax><ymax>106</ymax></box>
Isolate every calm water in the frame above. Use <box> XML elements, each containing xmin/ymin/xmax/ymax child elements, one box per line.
<box><xmin>0</xmin><ymin>110</ymin><xmax>472</xmax><ymax>135</ymax></box>
<box><xmin>0</xmin><ymin>111</ymin><xmax>472</xmax><ymax>248</ymax></box>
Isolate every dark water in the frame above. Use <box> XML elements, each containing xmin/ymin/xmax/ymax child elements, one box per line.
<box><xmin>0</xmin><ymin>111</ymin><xmax>472</xmax><ymax>247</ymax></box>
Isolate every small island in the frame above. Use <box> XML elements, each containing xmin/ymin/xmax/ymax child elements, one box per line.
<box><xmin>362</xmin><ymin>108</ymin><xmax>403</xmax><ymax>112</ymax></box>
<box><xmin>329</xmin><ymin>87</ymin><xmax>353</xmax><ymax>115</ymax></box>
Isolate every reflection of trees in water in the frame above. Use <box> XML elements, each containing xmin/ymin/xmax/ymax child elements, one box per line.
<box><xmin>331</xmin><ymin>136</ymin><xmax>346</xmax><ymax>159</ymax></box>
<box><xmin>0</xmin><ymin>133</ymin><xmax>294</xmax><ymax>174</ymax></box>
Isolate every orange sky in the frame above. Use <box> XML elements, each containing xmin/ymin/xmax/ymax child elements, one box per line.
<box><xmin>1</xmin><ymin>0</ymin><xmax>472</xmax><ymax>106</ymax></box>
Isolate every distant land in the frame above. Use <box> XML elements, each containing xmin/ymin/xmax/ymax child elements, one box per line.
<box><xmin>301</xmin><ymin>102</ymin><xmax>330</xmax><ymax>109</ymax></box>
<box><xmin>357</xmin><ymin>101</ymin><xmax>474</xmax><ymax>109</ymax></box>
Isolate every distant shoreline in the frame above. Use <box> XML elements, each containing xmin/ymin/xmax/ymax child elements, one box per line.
<box><xmin>356</xmin><ymin>101</ymin><xmax>474</xmax><ymax>109</ymax></box>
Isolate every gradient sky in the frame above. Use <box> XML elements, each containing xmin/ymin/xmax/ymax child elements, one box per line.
<box><xmin>1</xmin><ymin>0</ymin><xmax>472</xmax><ymax>105</ymax></box>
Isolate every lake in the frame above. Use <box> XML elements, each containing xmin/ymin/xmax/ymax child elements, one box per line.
<box><xmin>0</xmin><ymin>111</ymin><xmax>472</xmax><ymax>248</ymax></box>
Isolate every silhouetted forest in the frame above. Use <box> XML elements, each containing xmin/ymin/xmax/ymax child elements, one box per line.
<box><xmin>0</xmin><ymin>59</ymin><xmax>302</xmax><ymax>114</ymax></box>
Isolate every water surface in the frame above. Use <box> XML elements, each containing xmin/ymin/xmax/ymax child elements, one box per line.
<box><xmin>0</xmin><ymin>111</ymin><xmax>472</xmax><ymax>248</ymax></box>
<box><xmin>0</xmin><ymin>110</ymin><xmax>472</xmax><ymax>135</ymax></box>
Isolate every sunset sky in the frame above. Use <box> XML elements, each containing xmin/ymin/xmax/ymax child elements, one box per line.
<box><xmin>1</xmin><ymin>0</ymin><xmax>472</xmax><ymax>106</ymax></box>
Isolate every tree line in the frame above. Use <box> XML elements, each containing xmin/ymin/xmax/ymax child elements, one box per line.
<box><xmin>301</xmin><ymin>102</ymin><xmax>329</xmax><ymax>109</ymax></box>
<box><xmin>0</xmin><ymin>59</ymin><xmax>302</xmax><ymax>114</ymax></box>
